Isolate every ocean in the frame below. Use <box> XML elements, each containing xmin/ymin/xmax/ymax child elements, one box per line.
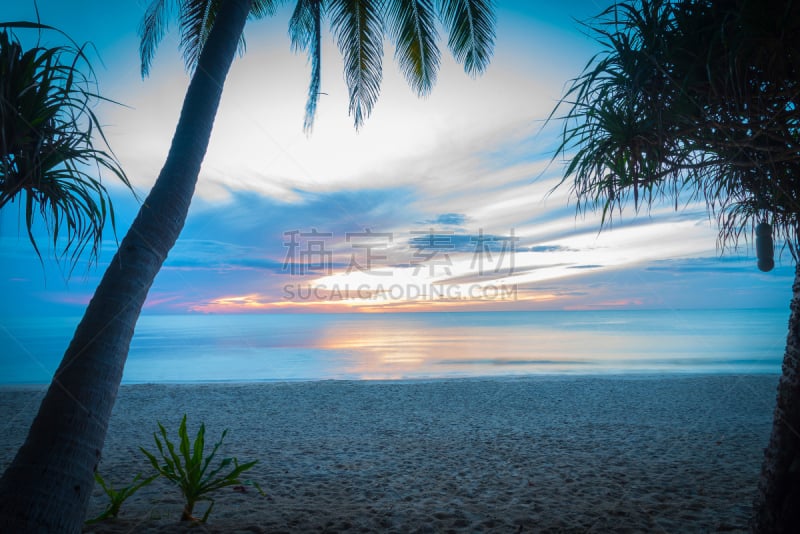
<box><xmin>0</xmin><ymin>309</ymin><xmax>788</xmax><ymax>384</ymax></box>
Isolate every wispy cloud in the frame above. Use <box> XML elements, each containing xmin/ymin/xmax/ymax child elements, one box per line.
<box><xmin>0</xmin><ymin>1</ymin><xmax>793</xmax><ymax>319</ymax></box>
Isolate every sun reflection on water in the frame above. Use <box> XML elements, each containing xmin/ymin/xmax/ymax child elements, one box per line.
<box><xmin>314</xmin><ymin>315</ymin><xmax>617</xmax><ymax>379</ymax></box>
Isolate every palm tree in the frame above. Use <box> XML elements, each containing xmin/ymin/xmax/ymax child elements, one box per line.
<box><xmin>0</xmin><ymin>22</ymin><xmax>131</xmax><ymax>268</ymax></box>
<box><xmin>549</xmin><ymin>0</ymin><xmax>799</xmax><ymax>532</ymax></box>
<box><xmin>0</xmin><ymin>0</ymin><xmax>496</xmax><ymax>530</ymax></box>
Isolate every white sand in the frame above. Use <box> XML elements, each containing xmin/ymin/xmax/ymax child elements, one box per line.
<box><xmin>0</xmin><ymin>375</ymin><xmax>778</xmax><ymax>533</ymax></box>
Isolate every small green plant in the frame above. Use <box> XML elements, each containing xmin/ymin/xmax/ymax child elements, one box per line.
<box><xmin>86</xmin><ymin>471</ymin><xmax>158</xmax><ymax>523</ymax></box>
<box><xmin>140</xmin><ymin>414</ymin><xmax>259</xmax><ymax>522</ymax></box>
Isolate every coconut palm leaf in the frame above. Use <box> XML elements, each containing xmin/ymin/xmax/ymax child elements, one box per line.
<box><xmin>0</xmin><ymin>1</ymin><xmax>500</xmax><ymax>529</ymax></box>
<box><xmin>180</xmin><ymin>0</ymin><xmax>252</xmax><ymax>72</ymax></box>
<box><xmin>289</xmin><ymin>0</ymin><xmax>323</xmax><ymax>131</ymax></box>
<box><xmin>139</xmin><ymin>0</ymin><xmax>177</xmax><ymax>77</ymax></box>
<box><xmin>179</xmin><ymin>0</ymin><xmax>220</xmax><ymax>70</ymax></box>
<box><xmin>140</xmin><ymin>0</ymin><xmax>257</xmax><ymax>76</ymax></box>
<box><xmin>251</xmin><ymin>0</ymin><xmax>282</xmax><ymax>18</ymax></box>
<box><xmin>385</xmin><ymin>0</ymin><xmax>440</xmax><ymax>96</ymax></box>
<box><xmin>437</xmin><ymin>0</ymin><xmax>495</xmax><ymax>76</ymax></box>
<box><xmin>328</xmin><ymin>0</ymin><xmax>385</xmax><ymax>129</ymax></box>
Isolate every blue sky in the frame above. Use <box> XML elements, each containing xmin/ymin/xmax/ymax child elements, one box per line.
<box><xmin>0</xmin><ymin>0</ymin><xmax>794</xmax><ymax>316</ymax></box>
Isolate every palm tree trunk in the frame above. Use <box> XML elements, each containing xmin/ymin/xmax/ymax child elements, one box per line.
<box><xmin>752</xmin><ymin>263</ymin><xmax>800</xmax><ymax>533</ymax></box>
<box><xmin>0</xmin><ymin>0</ymin><xmax>253</xmax><ymax>530</ymax></box>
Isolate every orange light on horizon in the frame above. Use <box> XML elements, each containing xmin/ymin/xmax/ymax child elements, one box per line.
<box><xmin>187</xmin><ymin>286</ymin><xmax>563</xmax><ymax>314</ymax></box>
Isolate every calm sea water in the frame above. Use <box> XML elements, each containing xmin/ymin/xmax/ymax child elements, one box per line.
<box><xmin>0</xmin><ymin>309</ymin><xmax>788</xmax><ymax>384</ymax></box>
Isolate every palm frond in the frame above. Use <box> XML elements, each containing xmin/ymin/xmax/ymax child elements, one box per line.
<box><xmin>0</xmin><ymin>28</ymin><xmax>131</xmax><ymax>270</ymax></box>
<box><xmin>385</xmin><ymin>0</ymin><xmax>440</xmax><ymax>96</ymax></box>
<box><xmin>549</xmin><ymin>0</ymin><xmax>689</xmax><ymax>224</ymax></box>
<box><xmin>142</xmin><ymin>0</ymin><xmax>284</xmax><ymax>75</ymax></box>
<box><xmin>328</xmin><ymin>0</ymin><xmax>385</xmax><ymax>129</ymax></box>
<box><xmin>139</xmin><ymin>0</ymin><xmax>177</xmax><ymax>77</ymax></box>
<box><xmin>180</xmin><ymin>0</ymin><xmax>221</xmax><ymax>71</ymax></box>
<box><xmin>179</xmin><ymin>0</ymin><xmax>250</xmax><ymax>73</ymax></box>
<box><xmin>437</xmin><ymin>0</ymin><xmax>495</xmax><ymax>76</ymax></box>
<box><xmin>250</xmin><ymin>0</ymin><xmax>283</xmax><ymax>19</ymax></box>
<box><xmin>289</xmin><ymin>0</ymin><xmax>324</xmax><ymax>132</ymax></box>
<box><xmin>549</xmin><ymin>0</ymin><xmax>800</xmax><ymax>255</ymax></box>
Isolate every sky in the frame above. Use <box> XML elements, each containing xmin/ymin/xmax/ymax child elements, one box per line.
<box><xmin>0</xmin><ymin>0</ymin><xmax>794</xmax><ymax>317</ymax></box>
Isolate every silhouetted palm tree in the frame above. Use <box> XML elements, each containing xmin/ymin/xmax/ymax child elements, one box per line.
<box><xmin>0</xmin><ymin>23</ymin><xmax>130</xmax><ymax>268</ymax></box>
<box><xmin>0</xmin><ymin>0</ymin><xmax>495</xmax><ymax>530</ymax></box>
<box><xmin>550</xmin><ymin>1</ymin><xmax>799</xmax><ymax>532</ymax></box>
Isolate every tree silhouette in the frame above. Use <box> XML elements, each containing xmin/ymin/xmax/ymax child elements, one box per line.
<box><xmin>0</xmin><ymin>22</ymin><xmax>131</xmax><ymax>268</ymax></box>
<box><xmin>550</xmin><ymin>1</ymin><xmax>799</xmax><ymax>531</ymax></box>
<box><xmin>0</xmin><ymin>1</ymin><xmax>496</xmax><ymax>530</ymax></box>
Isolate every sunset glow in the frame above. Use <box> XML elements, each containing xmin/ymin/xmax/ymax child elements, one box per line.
<box><xmin>0</xmin><ymin>1</ymin><xmax>792</xmax><ymax>319</ymax></box>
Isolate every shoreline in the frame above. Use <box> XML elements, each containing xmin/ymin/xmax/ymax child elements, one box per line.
<box><xmin>0</xmin><ymin>375</ymin><xmax>778</xmax><ymax>532</ymax></box>
<box><xmin>0</xmin><ymin>369</ymin><xmax>783</xmax><ymax>389</ymax></box>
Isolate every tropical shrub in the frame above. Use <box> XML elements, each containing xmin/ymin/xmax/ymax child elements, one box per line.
<box><xmin>86</xmin><ymin>470</ymin><xmax>158</xmax><ymax>523</ymax></box>
<box><xmin>0</xmin><ymin>23</ymin><xmax>131</xmax><ymax>268</ymax></box>
<box><xmin>140</xmin><ymin>414</ymin><xmax>259</xmax><ymax>522</ymax></box>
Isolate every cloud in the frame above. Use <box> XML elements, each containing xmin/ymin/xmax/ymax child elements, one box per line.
<box><xmin>97</xmin><ymin>4</ymin><xmax>581</xmax><ymax>207</ymax></box>
<box><xmin>530</xmin><ymin>245</ymin><xmax>570</xmax><ymax>252</ymax></box>
<box><xmin>425</xmin><ymin>213</ymin><xmax>468</xmax><ymax>226</ymax></box>
<box><xmin>645</xmin><ymin>256</ymin><xmax>771</xmax><ymax>274</ymax></box>
<box><xmin>0</xmin><ymin>1</ymin><xmax>793</xmax><ymax>319</ymax></box>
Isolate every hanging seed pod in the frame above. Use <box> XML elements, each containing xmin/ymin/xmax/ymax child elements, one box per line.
<box><xmin>756</xmin><ymin>222</ymin><xmax>774</xmax><ymax>272</ymax></box>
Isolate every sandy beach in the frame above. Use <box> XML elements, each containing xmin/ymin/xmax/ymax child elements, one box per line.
<box><xmin>0</xmin><ymin>375</ymin><xmax>778</xmax><ymax>532</ymax></box>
